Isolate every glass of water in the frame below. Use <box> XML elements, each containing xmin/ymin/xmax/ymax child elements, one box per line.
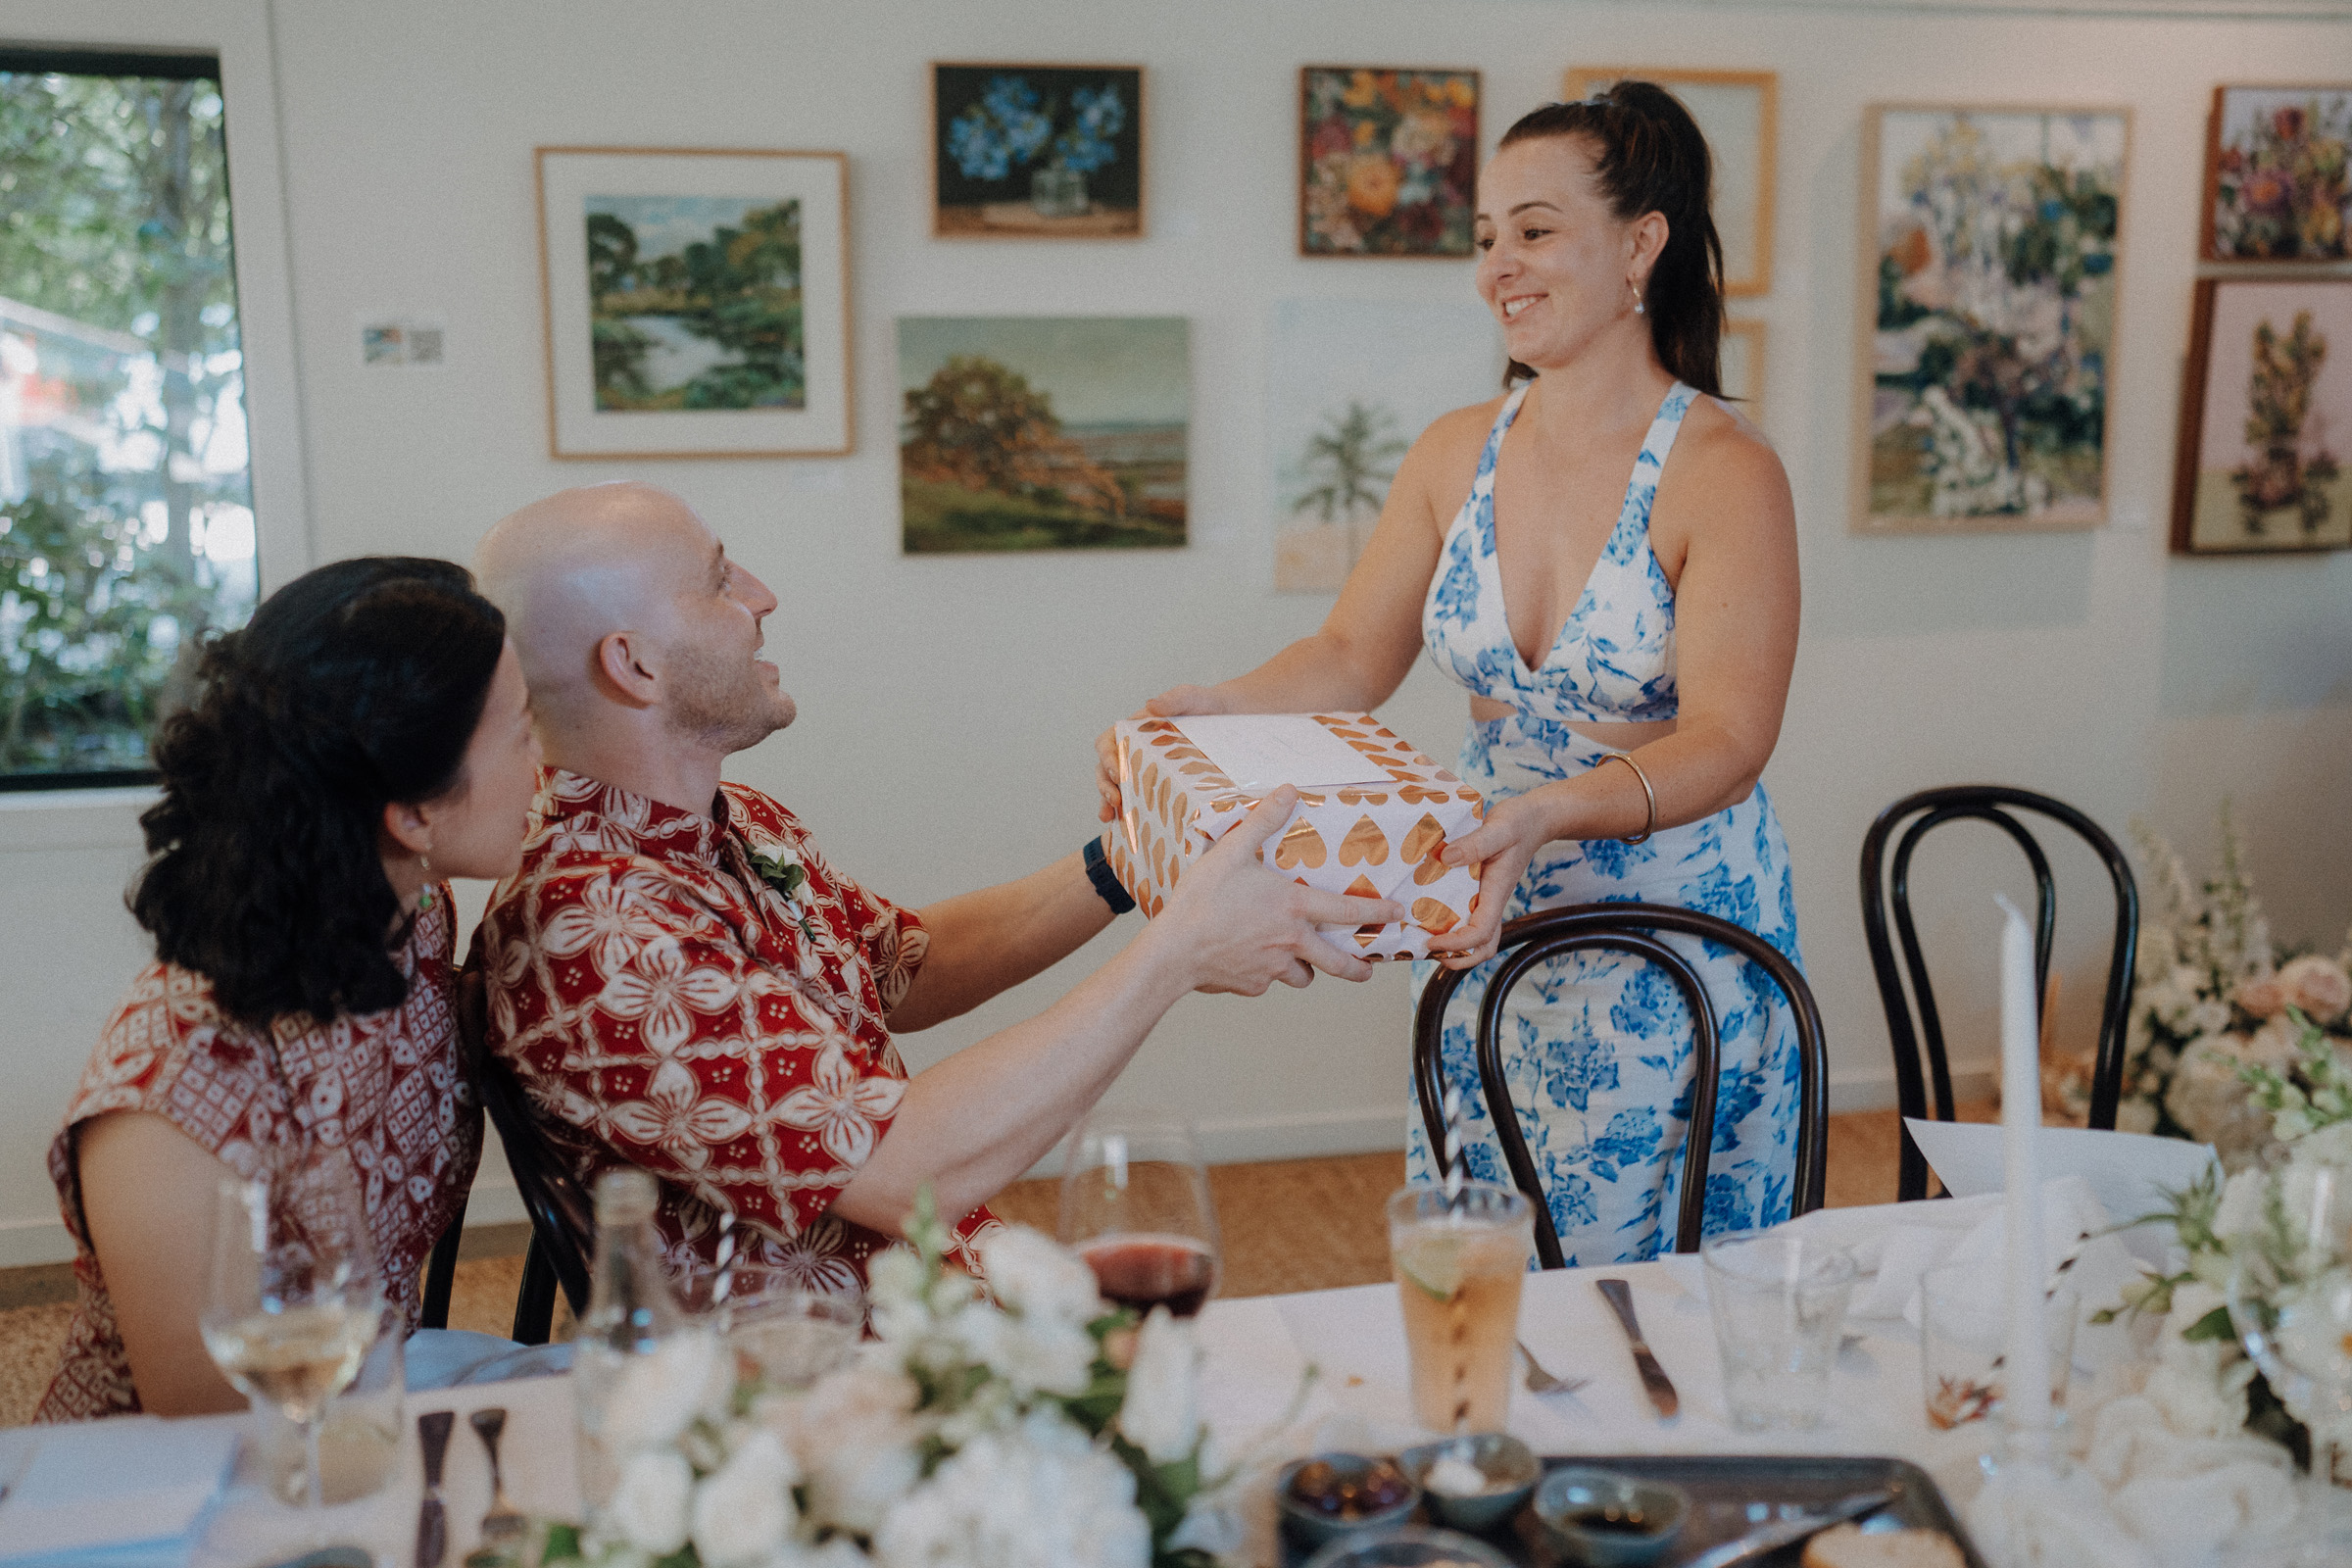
<box><xmin>1700</xmin><ymin>1229</ymin><xmax>1856</xmax><ymax>1430</ymax></box>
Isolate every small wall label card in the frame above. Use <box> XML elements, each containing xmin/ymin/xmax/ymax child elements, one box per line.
<box><xmin>2202</xmin><ymin>85</ymin><xmax>2351</xmax><ymax>264</ymax></box>
<box><xmin>2171</xmin><ymin>277</ymin><xmax>2351</xmax><ymax>555</ymax></box>
<box><xmin>535</xmin><ymin>146</ymin><xmax>851</xmax><ymax>459</ymax></box>
<box><xmin>932</xmin><ymin>65</ymin><xmax>1144</xmax><ymax>239</ymax></box>
<box><xmin>1854</xmin><ymin>105</ymin><xmax>2128</xmax><ymax>533</ymax></box>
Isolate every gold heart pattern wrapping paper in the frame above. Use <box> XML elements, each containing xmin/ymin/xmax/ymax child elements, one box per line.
<box><xmin>1106</xmin><ymin>712</ymin><xmax>1487</xmax><ymax>960</ymax></box>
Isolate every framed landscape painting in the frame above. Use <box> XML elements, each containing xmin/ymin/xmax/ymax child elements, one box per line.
<box><xmin>2171</xmin><ymin>278</ymin><xmax>2351</xmax><ymax>555</ymax></box>
<box><xmin>932</xmin><ymin>64</ymin><xmax>1144</xmax><ymax>239</ymax></box>
<box><xmin>899</xmin><ymin>316</ymin><xmax>1187</xmax><ymax>553</ymax></box>
<box><xmin>1854</xmin><ymin>106</ymin><xmax>2128</xmax><ymax>533</ymax></box>
<box><xmin>534</xmin><ymin>147</ymin><xmax>851</xmax><ymax>459</ymax></box>
<box><xmin>1267</xmin><ymin>298</ymin><xmax>1499</xmax><ymax>590</ymax></box>
<box><xmin>2202</xmin><ymin>84</ymin><xmax>2352</xmax><ymax>263</ymax></box>
<box><xmin>1564</xmin><ymin>68</ymin><xmax>1776</xmax><ymax>296</ymax></box>
<box><xmin>1299</xmin><ymin>67</ymin><xmax>1479</xmax><ymax>257</ymax></box>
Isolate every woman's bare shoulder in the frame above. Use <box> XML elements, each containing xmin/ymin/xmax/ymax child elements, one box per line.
<box><xmin>1672</xmin><ymin>391</ymin><xmax>1790</xmax><ymax>494</ymax></box>
<box><xmin>1397</xmin><ymin>395</ymin><xmax>1508</xmax><ymax>487</ymax></box>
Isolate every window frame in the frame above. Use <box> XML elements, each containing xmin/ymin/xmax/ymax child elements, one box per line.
<box><xmin>1</xmin><ymin>2</ymin><xmax>312</xmax><ymax>805</ymax></box>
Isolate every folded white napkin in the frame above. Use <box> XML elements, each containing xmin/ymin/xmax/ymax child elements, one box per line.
<box><xmin>0</xmin><ymin>1417</ymin><xmax>239</xmax><ymax>1568</ymax></box>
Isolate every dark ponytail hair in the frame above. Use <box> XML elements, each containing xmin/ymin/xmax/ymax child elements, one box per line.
<box><xmin>129</xmin><ymin>557</ymin><xmax>507</xmax><ymax>1028</ymax></box>
<box><xmin>1497</xmin><ymin>82</ymin><xmax>1725</xmax><ymax>395</ymax></box>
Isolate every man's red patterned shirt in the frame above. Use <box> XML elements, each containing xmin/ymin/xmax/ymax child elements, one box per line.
<box><xmin>476</xmin><ymin>770</ymin><xmax>998</xmax><ymax>1288</ymax></box>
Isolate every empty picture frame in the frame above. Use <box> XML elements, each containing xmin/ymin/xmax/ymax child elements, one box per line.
<box><xmin>2171</xmin><ymin>276</ymin><xmax>2352</xmax><ymax>554</ymax></box>
<box><xmin>535</xmin><ymin>146</ymin><xmax>853</xmax><ymax>459</ymax></box>
<box><xmin>1563</xmin><ymin>67</ymin><xmax>1776</xmax><ymax>296</ymax></box>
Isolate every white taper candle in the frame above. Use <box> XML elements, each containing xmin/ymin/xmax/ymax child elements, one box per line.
<box><xmin>1995</xmin><ymin>893</ymin><xmax>2052</xmax><ymax>1456</ymax></box>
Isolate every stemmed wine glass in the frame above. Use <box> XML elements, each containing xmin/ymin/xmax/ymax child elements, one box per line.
<box><xmin>200</xmin><ymin>1159</ymin><xmax>383</xmax><ymax>1521</ymax></box>
<box><xmin>1058</xmin><ymin>1106</ymin><xmax>1223</xmax><ymax>1318</ymax></box>
<box><xmin>2226</xmin><ymin>1159</ymin><xmax>2352</xmax><ymax>1559</ymax></box>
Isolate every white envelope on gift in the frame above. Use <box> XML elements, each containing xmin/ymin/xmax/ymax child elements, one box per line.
<box><xmin>1904</xmin><ymin>1118</ymin><xmax>2217</xmax><ymax>1265</ymax></box>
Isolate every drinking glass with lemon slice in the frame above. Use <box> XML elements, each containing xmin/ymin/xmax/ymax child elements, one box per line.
<box><xmin>1387</xmin><ymin>1183</ymin><xmax>1534</xmax><ymax>1432</ymax></box>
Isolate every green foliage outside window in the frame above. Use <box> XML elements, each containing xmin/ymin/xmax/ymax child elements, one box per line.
<box><xmin>0</xmin><ymin>58</ymin><xmax>256</xmax><ymax>783</ymax></box>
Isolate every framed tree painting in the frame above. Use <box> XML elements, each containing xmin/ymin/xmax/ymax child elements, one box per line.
<box><xmin>1298</xmin><ymin>68</ymin><xmax>1480</xmax><ymax>257</ymax></box>
<box><xmin>2202</xmin><ymin>85</ymin><xmax>2351</xmax><ymax>263</ymax></box>
<box><xmin>534</xmin><ymin>146</ymin><xmax>852</xmax><ymax>459</ymax></box>
<box><xmin>898</xmin><ymin>316</ymin><xmax>1187</xmax><ymax>553</ymax></box>
<box><xmin>932</xmin><ymin>64</ymin><xmax>1144</xmax><ymax>238</ymax></box>
<box><xmin>1563</xmin><ymin>68</ymin><xmax>1776</xmax><ymax>296</ymax></box>
<box><xmin>1854</xmin><ymin>105</ymin><xmax>2128</xmax><ymax>533</ymax></box>
<box><xmin>2171</xmin><ymin>278</ymin><xmax>2351</xmax><ymax>555</ymax></box>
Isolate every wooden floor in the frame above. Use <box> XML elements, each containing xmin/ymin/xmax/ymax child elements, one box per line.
<box><xmin>0</xmin><ymin>1106</ymin><xmax>1975</xmax><ymax>1425</ymax></box>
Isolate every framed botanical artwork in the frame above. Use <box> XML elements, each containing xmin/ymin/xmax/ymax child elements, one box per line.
<box><xmin>899</xmin><ymin>316</ymin><xmax>1187</xmax><ymax>553</ymax></box>
<box><xmin>533</xmin><ymin>146</ymin><xmax>851</xmax><ymax>459</ymax></box>
<box><xmin>1720</xmin><ymin>318</ymin><xmax>1766</xmax><ymax>429</ymax></box>
<box><xmin>2171</xmin><ymin>278</ymin><xmax>2351</xmax><ymax>555</ymax></box>
<box><xmin>1563</xmin><ymin>68</ymin><xmax>1776</xmax><ymax>297</ymax></box>
<box><xmin>1299</xmin><ymin>67</ymin><xmax>1479</xmax><ymax>258</ymax></box>
<box><xmin>1853</xmin><ymin>105</ymin><xmax>2128</xmax><ymax>533</ymax></box>
<box><xmin>2202</xmin><ymin>85</ymin><xmax>2351</xmax><ymax>263</ymax></box>
<box><xmin>1267</xmin><ymin>298</ymin><xmax>1499</xmax><ymax>591</ymax></box>
<box><xmin>931</xmin><ymin>64</ymin><xmax>1144</xmax><ymax>239</ymax></box>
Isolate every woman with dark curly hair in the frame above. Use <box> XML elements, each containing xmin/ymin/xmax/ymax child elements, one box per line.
<box><xmin>37</xmin><ymin>557</ymin><xmax>540</xmax><ymax>1420</ymax></box>
<box><xmin>1100</xmin><ymin>84</ymin><xmax>1803</xmax><ymax>1262</ymax></box>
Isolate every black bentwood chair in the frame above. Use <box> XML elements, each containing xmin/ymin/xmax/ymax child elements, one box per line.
<box><xmin>458</xmin><ymin>970</ymin><xmax>594</xmax><ymax>1346</ymax></box>
<box><xmin>1411</xmin><ymin>903</ymin><xmax>1829</xmax><ymax>1268</ymax></box>
<box><xmin>418</xmin><ymin>1206</ymin><xmax>466</xmax><ymax>1331</ymax></box>
<box><xmin>1859</xmin><ymin>786</ymin><xmax>2139</xmax><ymax>1203</ymax></box>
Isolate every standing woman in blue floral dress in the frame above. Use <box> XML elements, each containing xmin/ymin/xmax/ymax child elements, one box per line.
<box><xmin>1097</xmin><ymin>84</ymin><xmax>1803</xmax><ymax>1263</ymax></box>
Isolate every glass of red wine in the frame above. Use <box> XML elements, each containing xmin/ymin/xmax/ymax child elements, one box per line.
<box><xmin>1057</xmin><ymin>1105</ymin><xmax>1222</xmax><ymax>1319</ymax></box>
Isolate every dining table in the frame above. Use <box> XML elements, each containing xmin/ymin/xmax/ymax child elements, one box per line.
<box><xmin>61</xmin><ymin>1244</ymin><xmax>2013</xmax><ymax>1568</ymax></box>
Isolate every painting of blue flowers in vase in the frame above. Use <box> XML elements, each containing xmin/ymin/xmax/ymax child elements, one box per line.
<box><xmin>932</xmin><ymin>65</ymin><xmax>1144</xmax><ymax>238</ymax></box>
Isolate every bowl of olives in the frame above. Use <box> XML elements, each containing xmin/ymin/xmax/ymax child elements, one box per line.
<box><xmin>1279</xmin><ymin>1453</ymin><xmax>1422</xmax><ymax>1550</ymax></box>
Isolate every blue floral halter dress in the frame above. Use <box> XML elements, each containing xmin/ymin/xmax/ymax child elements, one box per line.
<box><xmin>1410</xmin><ymin>379</ymin><xmax>1804</xmax><ymax>1262</ymax></box>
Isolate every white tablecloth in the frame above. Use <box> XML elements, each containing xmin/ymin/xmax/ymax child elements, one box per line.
<box><xmin>133</xmin><ymin>1255</ymin><xmax>1993</xmax><ymax>1567</ymax></box>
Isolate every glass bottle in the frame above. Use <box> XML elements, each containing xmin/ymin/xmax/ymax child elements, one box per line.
<box><xmin>572</xmin><ymin>1168</ymin><xmax>688</xmax><ymax>1515</ymax></box>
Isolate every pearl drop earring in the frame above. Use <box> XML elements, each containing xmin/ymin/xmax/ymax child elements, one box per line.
<box><xmin>417</xmin><ymin>853</ymin><xmax>437</xmax><ymax>911</ymax></box>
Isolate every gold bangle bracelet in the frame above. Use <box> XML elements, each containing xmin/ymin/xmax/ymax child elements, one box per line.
<box><xmin>1600</xmin><ymin>752</ymin><xmax>1656</xmax><ymax>845</ymax></box>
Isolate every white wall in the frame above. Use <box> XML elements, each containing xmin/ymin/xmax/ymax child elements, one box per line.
<box><xmin>1</xmin><ymin>0</ymin><xmax>2346</xmax><ymax>1262</ymax></box>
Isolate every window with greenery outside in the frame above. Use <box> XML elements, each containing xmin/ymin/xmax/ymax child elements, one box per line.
<box><xmin>0</xmin><ymin>52</ymin><xmax>256</xmax><ymax>786</ymax></box>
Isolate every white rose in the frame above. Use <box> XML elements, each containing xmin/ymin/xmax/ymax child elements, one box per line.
<box><xmin>770</xmin><ymin>1365</ymin><xmax>926</xmax><ymax>1536</ymax></box>
<box><xmin>693</xmin><ymin>1428</ymin><xmax>801</xmax><ymax>1568</ymax></box>
<box><xmin>873</xmin><ymin>1411</ymin><xmax>1148</xmax><ymax>1568</ymax></box>
<box><xmin>951</xmin><ymin>1300</ymin><xmax>1096</xmax><ymax>1398</ymax></box>
<box><xmin>603</xmin><ymin>1327</ymin><xmax>732</xmax><ymax>1452</ymax></box>
<box><xmin>977</xmin><ymin>1226</ymin><xmax>1103</xmax><ymax>1329</ymax></box>
<box><xmin>809</xmin><ymin>1434</ymin><xmax>923</xmax><ymax>1536</ymax></box>
<box><xmin>608</xmin><ymin>1448</ymin><xmax>694</xmax><ymax>1555</ymax></box>
<box><xmin>2280</xmin><ymin>956</ymin><xmax>2352</xmax><ymax>1023</ymax></box>
<box><xmin>867</xmin><ymin>1247</ymin><xmax>928</xmax><ymax>1317</ymax></box>
<box><xmin>1116</xmin><ymin>1307</ymin><xmax>1200</xmax><ymax>1464</ymax></box>
<box><xmin>782</xmin><ymin>1541</ymin><xmax>873</xmax><ymax>1568</ymax></box>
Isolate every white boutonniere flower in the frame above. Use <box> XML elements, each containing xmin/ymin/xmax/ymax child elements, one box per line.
<box><xmin>748</xmin><ymin>842</ymin><xmax>817</xmax><ymax>939</ymax></box>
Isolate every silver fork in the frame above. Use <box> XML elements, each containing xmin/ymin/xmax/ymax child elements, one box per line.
<box><xmin>1518</xmin><ymin>1340</ymin><xmax>1590</xmax><ymax>1395</ymax></box>
<box><xmin>469</xmin><ymin>1408</ymin><xmax>527</xmax><ymax>1555</ymax></box>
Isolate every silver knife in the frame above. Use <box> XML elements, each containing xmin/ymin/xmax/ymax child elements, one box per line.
<box><xmin>416</xmin><ymin>1409</ymin><xmax>455</xmax><ymax>1568</ymax></box>
<box><xmin>1685</xmin><ymin>1490</ymin><xmax>1894</xmax><ymax>1568</ymax></box>
<box><xmin>1594</xmin><ymin>1277</ymin><xmax>1678</xmax><ymax>1419</ymax></box>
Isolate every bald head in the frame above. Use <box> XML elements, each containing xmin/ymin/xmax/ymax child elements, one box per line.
<box><xmin>474</xmin><ymin>484</ymin><xmax>791</xmax><ymax>797</ymax></box>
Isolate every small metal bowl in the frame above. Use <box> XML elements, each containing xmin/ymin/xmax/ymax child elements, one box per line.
<box><xmin>1278</xmin><ymin>1453</ymin><xmax>1423</xmax><ymax>1551</ymax></box>
<box><xmin>1396</xmin><ymin>1434</ymin><xmax>1541</xmax><ymax>1533</ymax></box>
<box><xmin>1531</xmin><ymin>1466</ymin><xmax>1690</xmax><ymax>1568</ymax></box>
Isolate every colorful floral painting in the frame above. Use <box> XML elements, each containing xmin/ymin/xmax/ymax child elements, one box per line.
<box><xmin>1299</xmin><ymin>67</ymin><xmax>1478</xmax><ymax>258</ymax></box>
<box><xmin>2204</xmin><ymin>85</ymin><xmax>2351</xmax><ymax>263</ymax></box>
<box><xmin>932</xmin><ymin>65</ymin><xmax>1143</xmax><ymax>239</ymax></box>
<box><xmin>2171</xmin><ymin>278</ymin><xmax>2352</xmax><ymax>555</ymax></box>
<box><xmin>1857</xmin><ymin>107</ymin><xmax>2126</xmax><ymax>532</ymax></box>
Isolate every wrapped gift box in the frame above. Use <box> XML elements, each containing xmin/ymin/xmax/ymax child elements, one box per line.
<box><xmin>1106</xmin><ymin>711</ymin><xmax>1487</xmax><ymax>960</ymax></box>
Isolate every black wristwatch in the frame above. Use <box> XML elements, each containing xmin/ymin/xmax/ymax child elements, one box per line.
<box><xmin>1083</xmin><ymin>834</ymin><xmax>1136</xmax><ymax>915</ymax></box>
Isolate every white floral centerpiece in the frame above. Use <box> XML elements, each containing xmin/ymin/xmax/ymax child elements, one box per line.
<box><xmin>2103</xmin><ymin>1017</ymin><xmax>2352</xmax><ymax>1469</ymax></box>
<box><xmin>543</xmin><ymin>1193</ymin><xmax>1282</xmax><ymax>1568</ymax></box>
<box><xmin>2044</xmin><ymin>806</ymin><xmax>2352</xmax><ymax>1165</ymax></box>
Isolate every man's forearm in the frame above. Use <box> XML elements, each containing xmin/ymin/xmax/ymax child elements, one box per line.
<box><xmin>833</xmin><ymin>919</ymin><xmax>1193</xmax><ymax>1231</ymax></box>
<box><xmin>887</xmin><ymin>849</ymin><xmax>1116</xmax><ymax>1032</ymax></box>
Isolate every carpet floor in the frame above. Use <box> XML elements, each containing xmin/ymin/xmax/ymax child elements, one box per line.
<box><xmin>0</xmin><ymin>1106</ymin><xmax>1977</xmax><ymax>1426</ymax></box>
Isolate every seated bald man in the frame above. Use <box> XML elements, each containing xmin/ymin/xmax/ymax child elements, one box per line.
<box><xmin>470</xmin><ymin>482</ymin><xmax>1397</xmax><ymax>1286</ymax></box>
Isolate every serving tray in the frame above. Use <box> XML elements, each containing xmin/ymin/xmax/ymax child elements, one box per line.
<box><xmin>1282</xmin><ymin>1453</ymin><xmax>1987</xmax><ymax>1568</ymax></box>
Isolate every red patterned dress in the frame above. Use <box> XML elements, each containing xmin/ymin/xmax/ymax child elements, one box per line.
<box><xmin>476</xmin><ymin>770</ymin><xmax>1000</xmax><ymax>1291</ymax></box>
<box><xmin>38</xmin><ymin>898</ymin><xmax>482</xmax><ymax>1422</ymax></box>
